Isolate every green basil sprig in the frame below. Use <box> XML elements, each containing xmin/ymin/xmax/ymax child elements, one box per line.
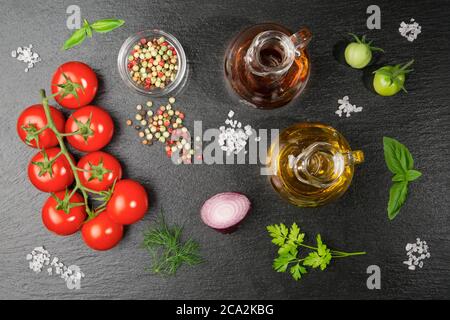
<box><xmin>383</xmin><ymin>137</ymin><xmax>422</xmax><ymax>220</ymax></box>
<box><xmin>63</xmin><ymin>18</ymin><xmax>125</xmax><ymax>50</ymax></box>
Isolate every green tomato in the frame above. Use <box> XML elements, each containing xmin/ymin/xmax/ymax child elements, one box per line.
<box><xmin>373</xmin><ymin>66</ymin><xmax>406</xmax><ymax>96</ymax></box>
<box><xmin>373</xmin><ymin>60</ymin><xmax>414</xmax><ymax>97</ymax></box>
<box><xmin>345</xmin><ymin>42</ymin><xmax>372</xmax><ymax>69</ymax></box>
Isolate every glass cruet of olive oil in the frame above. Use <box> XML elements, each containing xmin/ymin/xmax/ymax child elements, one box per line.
<box><xmin>224</xmin><ymin>23</ymin><xmax>312</xmax><ymax>109</ymax></box>
<box><xmin>267</xmin><ymin>123</ymin><xmax>364</xmax><ymax>207</ymax></box>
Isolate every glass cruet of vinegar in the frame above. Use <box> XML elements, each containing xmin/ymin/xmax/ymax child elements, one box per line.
<box><xmin>224</xmin><ymin>23</ymin><xmax>312</xmax><ymax>109</ymax></box>
<box><xmin>267</xmin><ymin>123</ymin><xmax>364</xmax><ymax>207</ymax></box>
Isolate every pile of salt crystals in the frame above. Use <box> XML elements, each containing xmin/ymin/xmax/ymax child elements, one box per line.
<box><xmin>403</xmin><ymin>238</ymin><xmax>430</xmax><ymax>271</ymax></box>
<box><xmin>335</xmin><ymin>96</ymin><xmax>363</xmax><ymax>117</ymax></box>
<box><xmin>26</xmin><ymin>246</ymin><xmax>85</xmax><ymax>290</ymax></box>
<box><xmin>11</xmin><ymin>44</ymin><xmax>41</xmax><ymax>72</ymax></box>
<box><xmin>399</xmin><ymin>19</ymin><xmax>422</xmax><ymax>42</ymax></box>
<box><xmin>218</xmin><ymin>110</ymin><xmax>254</xmax><ymax>155</ymax></box>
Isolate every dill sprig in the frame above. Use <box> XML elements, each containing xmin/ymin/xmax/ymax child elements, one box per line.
<box><xmin>142</xmin><ymin>213</ymin><xmax>202</xmax><ymax>276</ymax></box>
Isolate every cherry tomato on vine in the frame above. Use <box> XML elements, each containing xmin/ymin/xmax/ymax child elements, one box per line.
<box><xmin>17</xmin><ymin>104</ymin><xmax>65</xmax><ymax>149</ymax></box>
<box><xmin>81</xmin><ymin>211</ymin><xmax>123</xmax><ymax>251</ymax></box>
<box><xmin>77</xmin><ymin>151</ymin><xmax>122</xmax><ymax>192</ymax></box>
<box><xmin>107</xmin><ymin>179</ymin><xmax>148</xmax><ymax>225</ymax></box>
<box><xmin>65</xmin><ymin>105</ymin><xmax>114</xmax><ymax>152</ymax></box>
<box><xmin>51</xmin><ymin>61</ymin><xmax>98</xmax><ymax>109</ymax></box>
<box><xmin>28</xmin><ymin>147</ymin><xmax>75</xmax><ymax>192</ymax></box>
<box><xmin>42</xmin><ymin>190</ymin><xmax>87</xmax><ymax>236</ymax></box>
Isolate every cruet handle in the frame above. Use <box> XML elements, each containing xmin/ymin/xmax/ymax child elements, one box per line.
<box><xmin>290</xmin><ymin>27</ymin><xmax>312</xmax><ymax>55</ymax></box>
<box><xmin>348</xmin><ymin>150</ymin><xmax>365</xmax><ymax>165</ymax></box>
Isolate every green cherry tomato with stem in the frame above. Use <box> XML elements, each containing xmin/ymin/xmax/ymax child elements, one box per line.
<box><xmin>344</xmin><ymin>33</ymin><xmax>384</xmax><ymax>69</ymax></box>
<box><xmin>373</xmin><ymin>59</ymin><xmax>414</xmax><ymax>96</ymax></box>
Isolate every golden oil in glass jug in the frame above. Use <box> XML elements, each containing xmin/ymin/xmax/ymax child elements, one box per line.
<box><xmin>224</xmin><ymin>23</ymin><xmax>311</xmax><ymax>109</ymax></box>
<box><xmin>268</xmin><ymin>123</ymin><xmax>364</xmax><ymax>207</ymax></box>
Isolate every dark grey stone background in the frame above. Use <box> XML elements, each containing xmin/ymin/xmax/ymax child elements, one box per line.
<box><xmin>0</xmin><ymin>0</ymin><xmax>449</xmax><ymax>300</ymax></box>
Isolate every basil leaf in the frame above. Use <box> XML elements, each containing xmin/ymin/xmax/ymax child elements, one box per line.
<box><xmin>83</xmin><ymin>19</ymin><xmax>93</xmax><ymax>38</ymax></box>
<box><xmin>406</xmin><ymin>169</ymin><xmax>422</xmax><ymax>181</ymax></box>
<box><xmin>388</xmin><ymin>181</ymin><xmax>408</xmax><ymax>220</ymax></box>
<box><xmin>90</xmin><ymin>19</ymin><xmax>125</xmax><ymax>33</ymax></box>
<box><xmin>383</xmin><ymin>137</ymin><xmax>414</xmax><ymax>174</ymax></box>
<box><xmin>63</xmin><ymin>27</ymin><xmax>87</xmax><ymax>50</ymax></box>
<box><xmin>392</xmin><ymin>173</ymin><xmax>406</xmax><ymax>182</ymax></box>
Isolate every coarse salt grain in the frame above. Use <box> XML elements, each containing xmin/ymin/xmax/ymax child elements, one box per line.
<box><xmin>335</xmin><ymin>96</ymin><xmax>363</xmax><ymax>118</ymax></box>
<box><xmin>403</xmin><ymin>238</ymin><xmax>430</xmax><ymax>271</ymax></box>
<box><xmin>399</xmin><ymin>18</ymin><xmax>421</xmax><ymax>42</ymax></box>
<box><xmin>218</xmin><ymin>110</ymin><xmax>256</xmax><ymax>155</ymax></box>
<box><xmin>11</xmin><ymin>44</ymin><xmax>41</xmax><ymax>72</ymax></box>
<box><xmin>26</xmin><ymin>246</ymin><xmax>85</xmax><ymax>289</ymax></box>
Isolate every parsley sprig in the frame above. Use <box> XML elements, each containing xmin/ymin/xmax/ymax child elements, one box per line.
<box><xmin>267</xmin><ymin>223</ymin><xmax>366</xmax><ymax>281</ymax></box>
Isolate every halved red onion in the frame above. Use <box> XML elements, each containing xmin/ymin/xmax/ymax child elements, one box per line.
<box><xmin>200</xmin><ymin>192</ymin><xmax>251</xmax><ymax>233</ymax></box>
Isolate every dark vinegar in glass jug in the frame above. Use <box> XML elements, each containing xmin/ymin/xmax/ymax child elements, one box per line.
<box><xmin>224</xmin><ymin>23</ymin><xmax>312</xmax><ymax>109</ymax></box>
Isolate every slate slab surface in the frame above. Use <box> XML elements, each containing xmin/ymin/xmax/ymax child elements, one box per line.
<box><xmin>0</xmin><ymin>0</ymin><xmax>449</xmax><ymax>299</ymax></box>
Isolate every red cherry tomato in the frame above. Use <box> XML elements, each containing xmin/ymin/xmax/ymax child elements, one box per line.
<box><xmin>81</xmin><ymin>212</ymin><xmax>123</xmax><ymax>251</ymax></box>
<box><xmin>51</xmin><ymin>61</ymin><xmax>98</xmax><ymax>109</ymax></box>
<box><xmin>17</xmin><ymin>104</ymin><xmax>65</xmax><ymax>149</ymax></box>
<box><xmin>28</xmin><ymin>147</ymin><xmax>75</xmax><ymax>192</ymax></box>
<box><xmin>107</xmin><ymin>179</ymin><xmax>148</xmax><ymax>225</ymax></box>
<box><xmin>77</xmin><ymin>151</ymin><xmax>122</xmax><ymax>191</ymax></box>
<box><xmin>65</xmin><ymin>105</ymin><xmax>114</xmax><ymax>152</ymax></box>
<box><xmin>42</xmin><ymin>191</ymin><xmax>87</xmax><ymax>236</ymax></box>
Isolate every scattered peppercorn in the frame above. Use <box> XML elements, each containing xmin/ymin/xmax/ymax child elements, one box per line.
<box><xmin>127</xmin><ymin>37</ymin><xmax>179</xmax><ymax>91</ymax></box>
<box><xmin>127</xmin><ymin>98</ymin><xmax>192</xmax><ymax>160</ymax></box>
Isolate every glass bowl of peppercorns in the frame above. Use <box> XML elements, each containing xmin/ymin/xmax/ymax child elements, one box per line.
<box><xmin>118</xmin><ymin>29</ymin><xmax>187</xmax><ymax>97</ymax></box>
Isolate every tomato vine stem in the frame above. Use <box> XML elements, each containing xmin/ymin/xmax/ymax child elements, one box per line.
<box><xmin>39</xmin><ymin>89</ymin><xmax>105</xmax><ymax>219</ymax></box>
